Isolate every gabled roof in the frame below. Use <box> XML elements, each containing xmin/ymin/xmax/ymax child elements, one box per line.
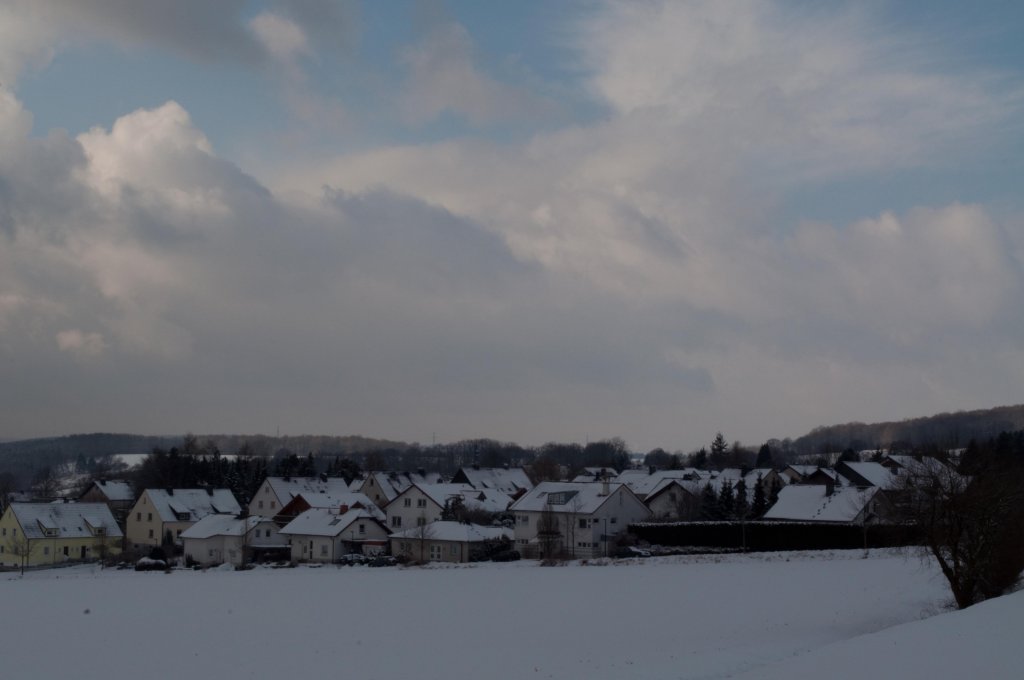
<box><xmin>399</xmin><ymin>483</ymin><xmax>476</xmax><ymax>507</ymax></box>
<box><xmin>459</xmin><ymin>488</ymin><xmax>513</xmax><ymax>513</ymax></box>
<box><xmin>510</xmin><ymin>482</ymin><xmax>638</xmax><ymax>515</ymax></box>
<box><xmin>644</xmin><ymin>478</ymin><xmax>702</xmax><ymax>504</ymax></box>
<box><xmin>143</xmin><ymin>489</ymin><xmax>241</xmax><ymax>522</ymax></box>
<box><xmin>838</xmin><ymin>462</ymin><xmax>898</xmax><ymax>489</ymax></box>
<box><xmin>362</xmin><ymin>471</ymin><xmax>445</xmax><ymax>504</ymax></box>
<box><xmin>742</xmin><ymin>469</ymin><xmax>781</xmax><ymax>487</ymax></box>
<box><xmin>763</xmin><ymin>486</ymin><xmax>878</xmax><ymax>523</ymax></box>
<box><xmin>264</xmin><ymin>477</ymin><xmax>354</xmax><ymax>505</ymax></box>
<box><xmin>619</xmin><ymin>469</ymin><xmax>704</xmax><ymax>497</ymax></box>
<box><xmin>7</xmin><ymin>502</ymin><xmax>123</xmax><ymax>539</ymax></box>
<box><xmin>282</xmin><ymin>492</ymin><xmax>385</xmax><ymax>521</ymax></box>
<box><xmin>278</xmin><ymin>508</ymin><xmax>385</xmax><ymax>537</ymax></box>
<box><xmin>389</xmin><ymin>521</ymin><xmax>512</xmax><ymax>543</ymax></box>
<box><xmin>83</xmin><ymin>479</ymin><xmax>135</xmax><ymax>502</ymax></box>
<box><xmin>452</xmin><ymin>467</ymin><xmax>533</xmax><ymax>495</ymax></box>
<box><xmin>179</xmin><ymin>514</ymin><xmax>275</xmax><ymax>539</ymax></box>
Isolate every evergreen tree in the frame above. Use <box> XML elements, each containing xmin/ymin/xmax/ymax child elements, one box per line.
<box><xmin>734</xmin><ymin>478</ymin><xmax>748</xmax><ymax>520</ymax></box>
<box><xmin>768</xmin><ymin>476</ymin><xmax>783</xmax><ymax>508</ymax></box>
<box><xmin>699</xmin><ymin>483</ymin><xmax>719</xmax><ymax>520</ymax></box>
<box><xmin>718</xmin><ymin>480</ymin><xmax>735</xmax><ymax>519</ymax></box>
<box><xmin>755</xmin><ymin>443</ymin><xmax>774</xmax><ymax>468</ymax></box>
<box><xmin>691</xmin><ymin>448</ymin><xmax>708</xmax><ymax>470</ymax></box>
<box><xmin>710</xmin><ymin>433</ymin><xmax>729</xmax><ymax>468</ymax></box>
<box><xmin>751</xmin><ymin>474</ymin><xmax>768</xmax><ymax>517</ymax></box>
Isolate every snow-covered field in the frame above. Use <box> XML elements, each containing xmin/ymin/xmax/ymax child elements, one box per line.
<box><xmin>2</xmin><ymin>550</ymin><xmax>1019</xmax><ymax>679</ymax></box>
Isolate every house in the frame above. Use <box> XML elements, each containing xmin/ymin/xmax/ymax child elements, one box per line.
<box><xmin>385</xmin><ymin>483</ymin><xmax>478</xmax><ymax>531</ymax></box>
<box><xmin>248</xmin><ymin>476</ymin><xmax>356</xmax><ymax>517</ymax></box>
<box><xmin>740</xmin><ymin>468</ymin><xmax>785</xmax><ymax>496</ymax></box>
<box><xmin>78</xmin><ymin>479</ymin><xmax>135</xmax><ymax>527</ymax></box>
<box><xmin>449</xmin><ymin>466</ymin><xmax>533</xmax><ymax>498</ymax></box>
<box><xmin>272</xmin><ymin>492</ymin><xmax>384</xmax><ymax>526</ymax></box>
<box><xmin>615</xmin><ymin>469</ymin><xmax>705</xmax><ymax>500</ymax></box>
<box><xmin>390</xmin><ymin>522</ymin><xmax>512</xmax><ymax>564</ymax></box>
<box><xmin>357</xmin><ymin>471</ymin><xmax>444</xmax><ymax>509</ymax></box>
<box><xmin>762</xmin><ymin>485</ymin><xmax>889</xmax><ymax>524</ymax></box>
<box><xmin>781</xmin><ymin>465</ymin><xmax>820</xmax><ymax>484</ymax></box>
<box><xmin>571</xmin><ymin>467</ymin><xmax>618</xmax><ymax>483</ymax></box>
<box><xmin>180</xmin><ymin>514</ymin><xmax>286</xmax><ymax>567</ymax></box>
<box><xmin>643</xmin><ymin>479</ymin><xmax>702</xmax><ymax>521</ymax></box>
<box><xmin>509</xmin><ymin>481</ymin><xmax>652</xmax><ymax>559</ymax></box>
<box><xmin>0</xmin><ymin>502</ymin><xmax>122</xmax><ymax>569</ymax></box>
<box><xmin>835</xmin><ymin>461</ymin><xmax>899</xmax><ymax>489</ymax></box>
<box><xmin>126</xmin><ymin>489</ymin><xmax>241</xmax><ymax>550</ymax></box>
<box><xmin>279</xmin><ymin>507</ymin><xmax>390</xmax><ymax>562</ymax></box>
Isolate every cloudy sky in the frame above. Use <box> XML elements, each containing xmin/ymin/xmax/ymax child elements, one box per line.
<box><xmin>1</xmin><ymin>1</ymin><xmax>1023</xmax><ymax>451</ymax></box>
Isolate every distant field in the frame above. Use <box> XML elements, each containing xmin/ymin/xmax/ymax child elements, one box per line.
<box><xmin>1</xmin><ymin>549</ymin><xmax>992</xmax><ymax>679</ymax></box>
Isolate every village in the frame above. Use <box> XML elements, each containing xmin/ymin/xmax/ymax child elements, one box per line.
<box><xmin>0</xmin><ymin>453</ymin><xmax>946</xmax><ymax>572</ymax></box>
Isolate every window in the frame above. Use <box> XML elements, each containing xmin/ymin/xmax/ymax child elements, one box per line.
<box><xmin>43</xmin><ymin>546</ymin><xmax>50</xmax><ymax>555</ymax></box>
<box><xmin>320</xmin><ymin>544</ymin><xmax>328</xmax><ymax>556</ymax></box>
<box><xmin>450</xmin><ymin>545</ymin><xmax>458</xmax><ymax>555</ymax></box>
<box><xmin>270</xmin><ymin>501</ymin><xmax>276</xmax><ymax>509</ymax></box>
<box><xmin>416</xmin><ymin>498</ymin><xmax>427</xmax><ymax>508</ymax></box>
<box><xmin>579</xmin><ymin>519</ymin><xmax>587</xmax><ymax>529</ymax></box>
<box><xmin>177</xmin><ymin>529</ymin><xmax>182</xmax><ymax>536</ymax></box>
<box><xmin>1</xmin><ymin>528</ymin><xmax>5</xmax><ymax>536</ymax></box>
<box><xmin>0</xmin><ymin>546</ymin><xmax>4</xmax><ymax>553</ymax></box>
<box><xmin>147</xmin><ymin>513</ymin><xmax>152</xmax><ymax>522</ymax></box>
<box><xmin>416</xmin><ymin>517</ymin><xmax>426</xmax><ymax>527</ymax></box>
<box><xmin>610</xmin><ymin>517</ymin><xmax>617</xmax><ymax>524</ymax></box>
<box><xmin>358</xmin><ymin>524</ymin><xmax>365</xmax><ymax>535</ymax></box>
<box><xmin>208</xmin><ymin>549</ymin><xmax>214</xmax><ymax>557</ymax></box>
<box><xmin>391</xmin><ymin>516</ymin><xmax>402</xmax><ymax>528</ymax></box>
<box><xmin>519</xmin><ymin>515</ymin><xmax>529</xmax><ymax>525</ymax></box>
<box><xmin>258</xmin><ymin>501</ymin><xmax>264</xmax><ymax>509</ymax></box>
<box><xmin>63</xmin><ymin>546</ymin><xmax>69</xmax><ymax>556</ymax></box>
<box><xmin>403</xmin><ymin>498</ymin><xmax>411</xmax><ymax>507</ymax></box>
<box><xmin>136</xmin><ymin>513</ymin><xmax>141</xmax><ymax>522</ymax></box>
<box><xmin>148</xmin><ymin>529</ymin><xmax>154</xmax><ymax>538</ymax></box>
<box><xmin>266</xmin><ymin>530</ymin><xmax>272</xmax><ymax>538</ymax></box>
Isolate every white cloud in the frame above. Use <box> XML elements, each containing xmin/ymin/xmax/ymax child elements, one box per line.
<box><xmin>56</xmin><ymin>329</ymin><xmax>107</xmax><ymax>357</ymax></box>
<box><xmin>249</xmin><ymin>11</ymin><xmax>309</xmax><ymax>63</ymax></box>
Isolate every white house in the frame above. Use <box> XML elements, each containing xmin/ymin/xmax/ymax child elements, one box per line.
<box><xmin>449</xmin><ymin>466</ymin><xmax>533</xmax><ymax>498</ymax></box>
<box><xmin>248</xmin><ymin>476</ymin><xmax>355</xmax><ymax>516</ymax></box>
<box><xmin>273</xmin><ymin>491</ymin><xmax>385</xmax><ymax>526</ymax></box>
<box><xmin>279</xmin><ymin>507</ymin><xmax>390</xmax><ymax>562</ymax></box>
<box><xmin>0</xmin><ymin>502</ymin><xmax>123</xmax><ymax>568</ymax></box>
<box><xmin>385</xmin><ymin>483</ymin><xmax>510</xmax><ymax>531</ymax></box>
<box><xmin>357</xmin><ymin>471</ymin><xmax>443</xmax><ymax>509</ymax></box>
<box><xmin>509</xmin><ymin>481</ymin><xmax>652</xmax><ymax>559</ymax></box>
<box><xmin>180</xmin><ymin>514</ymin><xmax>285</xmax><ymax>567</ymax></box>
<box><xmin>126</xmin><ymin>489</ymin><xmax>241</xmax><ymax>550</ymax></box>
<box><xmin>390</xmin><ymin>522</ymin><xmax>513</xmax><ymax>564</ymax></box>
<box><xmin>763</xmin><ymin>485</ymin><xmax>885</xmax><ymax>524</ymax></box>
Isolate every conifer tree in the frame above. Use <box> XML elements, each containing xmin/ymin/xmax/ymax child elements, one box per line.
<box><xmin>700</xmin><ymin>483</ymin><xmax>719</xmax><ymax>520</ymax></box>
<box><xmin>718</xmin><ymin>480</ymin><xmax>735</xmax><ymax>519</ymax></box>
<box><xmin>751</xmin><ymin>474</ymin><xmax>768</xmax><ymax>518</ymax></box>
<box><xmin>734</xmin><ymin>478</ymin><xmax>748</xmax><ymax>520</ymax></box>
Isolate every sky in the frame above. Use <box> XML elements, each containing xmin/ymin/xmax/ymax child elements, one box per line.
<box><xmin>1</xmin><ymin>1</ymin><xmax>1023</xmax><ymax>452</ymax></box>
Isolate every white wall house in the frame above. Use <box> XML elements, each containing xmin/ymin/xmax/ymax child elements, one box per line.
<box><xmin>390</xmin><ymin>522</ymin><xmax>512</xmax><ymax>564</ymax></box>
<box><xmin>279</xmin><ymin>508</ymin><xmax>390</xmax><ymax>563</ymax></box>
<box><xmin>384</xmin><ymin>483</ymin><xmax>478</xmax><ymax>531</ymax></box>
<box><xmin>248</xmin><ymin>476</ymin><xmax>355</xmax><ymax>517</ymax></box>
<box><xmin>509</xmin><ymin>482</ymin><xmax>652</xmax><ymax>559</ymax></box>
<box><xmin>126</xmin><ymin>489</ymin><xmax>241</xmax><ymax>550</ymax></box>
<box><xmin>180</xmin><ymin>514</ymin><xmax>284</xmax><ymax>567</ymax></box>
<box><xmin>357</xmin><ymin>471</ymin><xmax>443</xmax><ymax>509</ymax></box>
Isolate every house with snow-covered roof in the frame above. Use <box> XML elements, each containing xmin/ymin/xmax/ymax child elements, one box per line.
<box><xmin>643</xmin><ymin>479</ymin><xmax>703</xmax><ymax>521</ymax></box>
<box><xmin>79</xmin><ymin>479</ymin><xmax>136</xmax><ymax>526</ymax></box>
<box><xmin>126</xmin><ymin>488</ymin><xmax>241</xmax><ymax>550</ymax></box>
<box><xmin>272</xmin><ymin>491</ymin><xmax>384</xmax><ymax>526</ymax></box>
<box><xmin>180</xmin><ymin>514</ymin><xmax>285</xmax><ymax>567</ymax></box>
<box><xmin>279</xmin><ymin>507</ymin><xmax>389</xmax><ymax>562</ymax></box>
<box><xmin>762</xmin><ymin>485</ymin><xmax>891</xmax><ymax>524</ymax></box>
<box><xmin>0</xmin><ymin>502</ymin><xmax>122</xmax><ymax>569</ymax></box>
<box><xmin>390</xmin><ymin>522</ymin><xmax>513</xmax><ymax>564</ymax></box>
<box><xmin>384</xmin><ymin>483</ymin><xmax>488</xmax><ymax>531</ymax></box>
<box><xmin>449</xmin><ymin>466</ymin><xmax>533</xmax><ymax>498</ymax></box>
<box><xmin>248</xmin><ymin>475</ymin><xmax>356</xmax><ymax>517</ymax></box>
<box><xmin>835</xmin><ymin>461</ymin><xmax>899</xmax><ymax>490</ymax></box>
<box><xmin>509</xmin><ymin>481</ymin><xmax>651</xmax><ymax>559</ymax></box>
<box><xmin>357</xmin><ymin>471</ymin><xmax>445</xmax><ymax>509</ymax></box>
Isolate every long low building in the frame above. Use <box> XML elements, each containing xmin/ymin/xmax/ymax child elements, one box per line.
<box><xmin>390</xmin><ymin>522</ymin><xmax>512</xmax><ymax>564</ymax></box>
<box><xmin>0</xmin><ymin>502</ymin><xmax>123</xmax><ymax>569</ymax></box>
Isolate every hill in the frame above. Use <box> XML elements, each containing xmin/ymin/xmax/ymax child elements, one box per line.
<box><xmin>790</xmin><ymin>404</ymin><xmax>1024</xmax><ymax>455</ymax></box>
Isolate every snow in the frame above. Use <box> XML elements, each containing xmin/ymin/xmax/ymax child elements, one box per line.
<box><xmin>0</xmin><ymin>549</ymin><xmax>995</xmax><ymax>679</ymax></box>
<box><xmin>763</xmin><ymin>485</ymin><xmax>877</xmax><ymax>523</ymax></box>
<box><xmin>143</xmin><ymin>488</ymin><xmax>241</xmax><ymax>522</ymax></box>
<box><xmin>388</xmin><ymin>521</ymin><xmax>512</xmax><ymax>543</ymax></box>
<box><xmin>178</xmin><ymin>514</ymin><xmax>272</xmax><ymax>539</ymax></box>
<box><xmin>6</xmin><ymin>502</ymin><xmax>122</xmax><ymax>539</ymax></box>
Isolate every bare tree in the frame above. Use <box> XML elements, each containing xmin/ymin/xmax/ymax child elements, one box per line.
<box><xmin>899</xmin><ymin>457</ymin><xmax>1024</xmax><ymax>609</ymax></box>
<box><xmin>537</xmin><ymin>505</ymin><xmax>562</xmax><ymax>563</ymax></box>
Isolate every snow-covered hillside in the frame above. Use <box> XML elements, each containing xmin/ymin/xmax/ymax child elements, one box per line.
<box><xmin>2</xmin><ymin>550</ymin><xmax>1015</xmax><ymax>679</ymax></box>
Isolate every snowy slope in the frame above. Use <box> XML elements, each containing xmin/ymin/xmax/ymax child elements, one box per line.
<box><xmin>0</xmin><ymin>550</ymin><xmax>964</xmax><ymax>679</ymax></box>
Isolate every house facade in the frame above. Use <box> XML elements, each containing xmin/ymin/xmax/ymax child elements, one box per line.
<box><xmin>181</xmin><ymin>514</ymin><xmax>285</xmax><ymax>567</ymax></box>
<box><xmin>126</xmin><ymin>489</ymin><xmax>241</xmax><ymax>550</ymax></box>
<box><xmin>510</xmin><ymin>482</ymin><xmax>652</xmax><ymax>559</ymax></box>
<box><xmin>384</xmin><ymin>483</ymin><xmax>486</xmax><ymax>531</ymax></box>
<box><xmin>279</xmin><ymin>508</ymin><xmax>390</xmax><ymax>563</ymax></box>
<box><xmin>0</xmin><ymin>502</ymin><xmax>122</xmax><ymax>569</ymax></box>
<box><xmin>390</xmin><ymin>522</ymin><xmax>512</xmax><ymax>564</ymax></box>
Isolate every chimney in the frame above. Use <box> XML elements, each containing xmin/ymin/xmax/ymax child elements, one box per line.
<box><xmin>417</xmin><ymin>467</ymin><xmax>426</xmax><ymax>477</ymax></box>
<box><xmin>601</xmin><ymin>477</ymin><xmax>610</xmax><ymax>496</ymax></box>
<box><xmin>206</xmin><ymin>487</ymin><xmax>214</xmax><ymax>496</ymax></box>
<box><xmin>339</xmin><ymin>504</ymin><xmax>349</xmax><ymax>514</ymax></box>
<box><xmin>824</xmin><ymin>480</ymin><xmax>835</xmax><ymax>497</ymax></box>
<box><xmin>320</xmin><ymin>472</ymin><xmax>328</xmax><ymax>483</ymax></box>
